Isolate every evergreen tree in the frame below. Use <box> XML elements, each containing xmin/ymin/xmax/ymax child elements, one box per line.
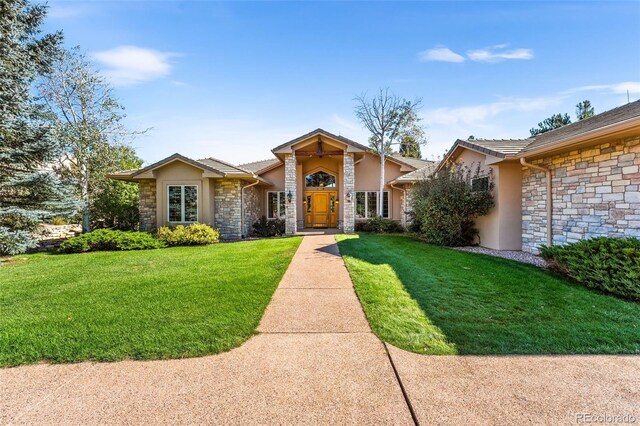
<box><xmin>576</xmin><ymin>100</ymin><xmax>595</xmax><ymax>120</ymax></box>
<box><xmin>529</xmin><ymin>113</ymin><xmax>572</xmax><ymax>136</ymax></box>
<box><xmin>0</xmin><ymin>0</ymin><xmax>76</xmax><ymax>255</ymax></box>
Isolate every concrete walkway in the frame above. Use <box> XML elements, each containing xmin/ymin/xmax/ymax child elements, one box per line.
<box><xmin>2</xmin><ymin>235</ymin><xmax>639</xmax><ymax>425</ymax></box>
<box><xmin>1</xmin><ymin>235</ymin><xmax>414</xmax><ymax>425</ymax></box>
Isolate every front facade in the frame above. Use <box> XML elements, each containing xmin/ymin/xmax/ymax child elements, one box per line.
<box><xmin>111</xmin><ymin>129</ymin><xmax>434</xmax><ymax>239</ymax></box>
<box><xmin>440</xmin><ymin>100</ymin><xmax>640</xmax><ymax>253</ymax></box>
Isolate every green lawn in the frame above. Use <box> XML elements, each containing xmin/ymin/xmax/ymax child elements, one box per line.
<box><xmin>0</xmin><ymin>237</ymin><xmax>302</xmax><ymax>367</ymax></box>
<box><xmin>337</xmin><ymin>234</ymin><xmax>640</xmax><ymax>355</ymax></box>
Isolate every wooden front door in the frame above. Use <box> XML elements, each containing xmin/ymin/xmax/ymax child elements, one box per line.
<box><xmin>305</xmin><ymin>191</ymin><xmax>338</xmax><ymax>228</ymax></box>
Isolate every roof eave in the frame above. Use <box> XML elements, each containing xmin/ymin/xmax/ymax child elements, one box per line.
<box><xmin>519</xmin><ymin>116</ymin><xmax>640</xmax><ymax>158</ymax></box>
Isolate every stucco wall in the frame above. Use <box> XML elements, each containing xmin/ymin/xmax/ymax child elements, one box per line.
<box><xmin>522</xmin><ymin>135</ymin><xmax>640</xmax><ymax>253</ymax></box>
<box><xmin>152</xmin><ymin>161</ymin><xmax>211</xmax><ymax>227</ymax></box>
<box><xmin>354</xmin><ymin>153</ymin><xmax>405</xmax><ymax>221</ymax></box>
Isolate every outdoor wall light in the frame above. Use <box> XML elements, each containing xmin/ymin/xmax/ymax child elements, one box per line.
<box><xmin>287</xmin><ymin>191</ymin><xmax>293</xmax><ymax>203</ymax></box>
<box><xmin>346</xmin><ymin>192</ymin><xmax>353</xmax><ymax>203</ymax></box>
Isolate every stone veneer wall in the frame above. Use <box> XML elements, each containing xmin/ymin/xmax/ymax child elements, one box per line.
<box><xmin>342</xmin><ymin>153</ymin><xmax>355</xmax><ymax>233</ymax></box>
<box><xmin>284</xmin><ymin>153</ymin><xmax>297</xmax><ymax>234</ymax></box>
<box><xmin>214</xmin><ymin>178</ymin><xmax>242</xmax><ymax>239</ymax></box>
<box><xmin>243</xmin><ymin>185</ymin><xmax>261</xmax><ymax>237</ymax></box>
<box><xmin>400</xmin><ymin>185</ymin><xmax>413</xmax><ymax>228</ymax></box>
<box><xmin>138</xmin><ymin>179</ymin><xmax>157</xmax><ymax>231</ymax></box>
<box><xmin>522</xmin><ymin>135</ymin><xmax>640</xmax><ymax>253</ymax></box>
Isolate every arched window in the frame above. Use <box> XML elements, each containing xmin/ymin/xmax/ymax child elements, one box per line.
<box><xmin>305</xmin><ymin>171</ymin><xmax>336</xmax><ymax>188</ymax></box>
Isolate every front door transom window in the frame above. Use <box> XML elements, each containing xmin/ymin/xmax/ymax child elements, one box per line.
<box><xmin>305</xmin><ymin>171</ymin><xmax>336</xmax><ymax>188</ymax></box>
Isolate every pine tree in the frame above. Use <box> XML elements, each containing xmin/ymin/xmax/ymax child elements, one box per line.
<box><xmin>529</xmin><ymin>113</ymin><xmax>572</xmax><ymax>137</ymax></box>
<box><xmin>0</xmin><ymin>0</ymin><xmax>76</xmax><ymax>254</ymax></box>
<box><xmin>576</xmin><ymin>100</ymin><xmax>595</xmax><ymax>121</ymax></box>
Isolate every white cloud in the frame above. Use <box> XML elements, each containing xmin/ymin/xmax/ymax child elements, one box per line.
<box><xmin>425</xmin><ymin>95</ymin><xmax>563</xmax><ymax>127</ymax></box>
<box><xmin>418</xmin><ymin>46</ymin><xmax>465</xmax><ymax>63</ymax></box>
<box><xmin>467</xmin><ymin>46</ymin><xmax>534</xmax><ymax>62</ymax></box>
<box><xmin>564</xmin><ymin>81</ymin><xmax>640</xmax><ymax>95</ymax></box>
<box><xmin>92</xmin><ymin>46</ymin><xmax>176</xmax><ymax>86</ymax></box>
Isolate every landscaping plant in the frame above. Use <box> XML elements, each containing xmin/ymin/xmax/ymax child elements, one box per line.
<box><xmin>251</xmin><ymin>216</ymin><xmax>286</xmax><ymax>237</ymax></box>
<box><xmin>59</xmin><ymin>229</ymin><xmax>165</xmax><ymax>253</ymax></box>
<box><xmin>355</xmin><ymin>216</ymin><xmax>405</xmax><ymax>233</ymax></box>
<box><xmin>157</xmin><ymin>223</ymin><xmax>220</xmax><ymax>246</ymax></box>
<box><xmin>410</xmin><ymin>163</ymin><xmax>494</xmax><ymax>246</ymax></box>
<box><xmin>540</xmin><ymin>237</ymin><xmax>640</xmax><ymax>301</ymax></box>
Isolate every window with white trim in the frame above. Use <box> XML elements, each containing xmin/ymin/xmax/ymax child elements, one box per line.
<box><xmin>267</xmin><ymin>191</ymin><xmax>286</xmax><ymax>219</ymax></box>
<box><xmin>167</xmin><ymin>185</ymin><xmax>198</xmax><ymax>223</ymax></box>
<box><xmin>355</xmin><ymin>191</ymin><xmax>389</xmax><ymax>218</ymax></box>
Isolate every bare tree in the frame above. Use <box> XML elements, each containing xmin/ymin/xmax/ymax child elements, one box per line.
<box><xmin>354</xmin><ymin>88</ymin><xmax>423</xmax><ymax>216</ymax></box>
<box><xmin>38</xmin><ymin>46</ymin><xmax>146</xmax><ymax>232</ymax></box>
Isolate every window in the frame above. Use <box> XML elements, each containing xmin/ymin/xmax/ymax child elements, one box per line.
<box><xmin>305</xmin><ymin>171</ymin><xmax>336</xmax><ymax>188</ymax></box>
<box><xmin>167</xmin><ymin>185</ymin><xmax>198</xmax><ymax>223</ymax></box>
<box><xmin>355</xmin><ymin>191</ymin><xmax>389</xmax><ymax>218</ymax></box>
<box><xmin>268</xmin><ymin>191</ymin><xmax>286</xmax><ymax>219</ymax></box>
<box><xmin>471</xmin><ymin>176</ymin><xmax>490</xmax><ymax>192</ymax></box>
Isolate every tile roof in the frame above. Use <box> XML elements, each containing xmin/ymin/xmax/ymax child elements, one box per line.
<box><xmin>522</xmin><ymin>100</ymin><xmax>640</xmax><ymax>153</ymax></box>
<box><xmin>391</xmin><ymin>161</ymin><xmax>439</xmax><ymax>183</ymax></box>
<box><xmin>458</xmin><ymin>139</ymin><xmax>531</xmax><ymax>157</ymax></box>
<box><xmin>389</xmin><ymin>154</ymin><xmax>438</xmax><ymax>169</ymax></box>
<box><xmin>197</xmin><ymin>157</ymin><xmax>253</xmax><ymax>175</ymax></box>
<box><xmin>237</xmin><ymin>158</ymin><xmax>282</xmax><ymax>173</ymax></box>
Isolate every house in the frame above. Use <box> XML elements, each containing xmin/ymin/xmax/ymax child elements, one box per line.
<box><xmin>437</xmin><ymin>100</ymin><xmax>640</xmax><ymax>253</ymax></box>
<box><xmin>109</xmin><ymin>129</ymin><xmax>436</xmax><ymax>239</ymax></box>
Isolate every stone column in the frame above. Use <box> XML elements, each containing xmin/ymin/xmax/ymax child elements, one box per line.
<box><xmin>284</xmin><ymin>153</ymin><xmax>297</xmax><ymax>234</ymax></box>
<box><xmin>343</xmin><ymin>152</ymin><xmax>355</xmax><ymax>233</ymax></box>
<box><xmin>138</xmin><ymin>179</ymin><xmax>157</xmax><ymax>231</ymax></box>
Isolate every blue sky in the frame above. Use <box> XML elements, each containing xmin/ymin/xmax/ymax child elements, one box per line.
<box><xmin>45</xmin><ymin>1</ymin><xmax>640</xmax><ymax>164</ymax></box>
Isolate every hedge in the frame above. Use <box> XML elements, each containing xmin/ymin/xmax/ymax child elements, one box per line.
<box><xmin>539</xmin><ymin>237</ymin><xmax>640</xmax><ymax>301</ymax></box>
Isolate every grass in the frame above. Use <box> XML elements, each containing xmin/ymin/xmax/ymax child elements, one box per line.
<box><xmin>0</xmin><ymin>237</ymin><xmax>302</xmax><ymax>367</ymax></box>
<box><xmin>337</xmin><ymin>234</ymin><xmax>640</xmax><ymax>355</ymax></box>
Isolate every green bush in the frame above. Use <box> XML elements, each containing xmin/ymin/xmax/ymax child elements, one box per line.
<box><xmin>157</xmin><ymin>223</ymin><xmax>220</xmax><ymax>246</ymax></box>
<box><xmin>355</xmin><ymin>217</ymin><xmax>405</xmax><ymax>233</ymax></box>
<box><xmin>251</xmin><ymin>216</ymin><xmax>286</xmax><ymax>237</ymax></box>
<box><xmin>410</xmin><ymin>163</ymin><xmax>494</xmax><ymax>246</ymax></box>
<box><xmin>539</xmin><ymin>237</ymin><xmax>640</xmax><ymax>300</ymax></box>
<box><xmin>59</xmin><ymin>229</ymin><xmax>165</xmax><ymax>253</ymax></box>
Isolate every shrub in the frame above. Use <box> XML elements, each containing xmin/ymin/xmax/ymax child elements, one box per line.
<box><xmin>59</xmin><ymin>229</ymin><xmax>165</xmax><ymax>253</ymax></box>
<box><xmin>355</xmin><ymin>217</ymin><xmax>405</xmax><ymax>233</ymax></box>
<box><xmin>539</xmin><ymin>237</ymin><xmax>640</xmax><ymax>300</ymax></box>
<box><xmin>251</xmin><ymin>216</ymin><xmax>286</xmax><ymax>237</ymax></box>
<box><xmin>157</xmin><ymin>223</ymin><xmax>220</xmax><ymax>246</ymax></box>
<box><xmin>410</xmin><ymin>163</ymin><xmax>494</xmax><ymax>246</ymax></box>
<box><xmin>50</xmin><ymin>217</ymin><xmax>68</xmax><ymax>225</ymax></box>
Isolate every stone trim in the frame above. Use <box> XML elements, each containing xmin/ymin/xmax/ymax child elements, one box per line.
<box><xmin>522</xmin><ymin>135</ymin><xmax>640</xmax><ymax>253</ymax></box>
<box><xmin>343</xmin><ymin>152</ymin><xmax>355</xmax><ymax>233</ymax></box>
<box><xmin>138</xmin><ymin>179</ymin><xmax>157</xmax><ymax>231</ymax></box>
<box><xmin>214</xmin><ymin>178</ymin><xmax>242</xmax><ymax>240</ymax></box>
<box><xmin>284</xmin><ymin>153</ymin><xmax>297</xmax><ymax>234</ymax></box>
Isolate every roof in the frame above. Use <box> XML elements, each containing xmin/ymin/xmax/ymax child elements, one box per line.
<box><xmin>457</xmin><ymin>139</ymin><xmax>531</xmax><ymax>157</ymax></box>
<box><xmin>271</xmin><ymin>128</ymin><xmax>370</xmax><ymax>153</ymax></box>
<box><xmin>108</xmin><ymin>153</ymin><xmax>269</xmax><ymax>182</ymax></box>
<box><xmin>197</xmin><ymin>157</ymin><xmax>253</xmax><ymax>175</ymax></box>
<box><xmin>237</xmin><ymin>158</ymin><xmax>282</xmax><ymax>173</ymax></box>
<box><xmin>389</xmin><ymin>154</ymin><xmax>437</xmax><ymax>169</ymax></box>
<box><xmin>522</xmin><ymin>100</ymin><xmax>640</xmax><ymax>153</ymax></box>
<box><xmin>390</xmin><ymin>161</ymin><xmax>439</xmax><ymax>184</ymax></box>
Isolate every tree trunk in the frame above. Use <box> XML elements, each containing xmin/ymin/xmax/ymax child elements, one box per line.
<box><xmin>379</xmin><ymin>153</ymin><xmax>385</xmax><ymax>217</ymax></box>
<box><xmin>81</xmin><ymin>163</ymin><xmax>91</xmax><ymax>233</ymax></box>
